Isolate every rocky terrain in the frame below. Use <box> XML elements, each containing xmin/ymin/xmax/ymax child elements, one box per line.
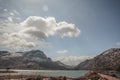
<box><xmin>1</xmin><ymin>48</ymin><xmax>120</xmax><ymax>71</ymax></box>
<box><xmin>0</xmin><ymin>50</ymin><xmax>70</xmax><ymax>70</ymax></box>
<box><xmin>75</xmin><ymin>48</ymin><xmax>120</xmax><ymax>71</ymax></box>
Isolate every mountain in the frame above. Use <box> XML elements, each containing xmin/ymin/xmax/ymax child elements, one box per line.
<box><xmin>0</xmin><ymin>50</ymin><xmax>70</xmax><ymax>70</ymax></box>
<box><xmin>23</xmin><ymin>50</ymin><xmax>51</xmax><ymax>62</ymax></box>
<box><xmin>75</xmin><ymin>48</ymin><xmax>120</xmax><ymax>71</ymax></box>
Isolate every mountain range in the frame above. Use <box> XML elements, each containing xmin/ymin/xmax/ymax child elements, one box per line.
<box><xmin>0</xmin><ymin>48</ymin><xmax>120</xmax><ymax>71</ymax></box>
<box><xmin>75</xmin><ymin>48</ymin><xmax>120</xmax><ymax>71</ymax></box>
<box><xmin>0</xmin><ymin>50</ymin><xmax>71</xmax><ymax>70</ymax></box>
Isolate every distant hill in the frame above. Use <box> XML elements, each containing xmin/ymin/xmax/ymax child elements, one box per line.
<box><xmin>75</xmin><ymin>48</ymin><xmax>120</xmax><ymax>71</ymax></box>
<box><xmin>0</xmin><ymin>50</ymin><xmax>71</xmax><ymax>70</ymax></box>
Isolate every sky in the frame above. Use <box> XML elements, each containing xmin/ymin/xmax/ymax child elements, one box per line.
<box><xmin>0</xmin><ymin>0</ymin><xmax>120</xmax><ymax>65</ymax></box>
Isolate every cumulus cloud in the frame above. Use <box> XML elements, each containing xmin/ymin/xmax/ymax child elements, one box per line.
<box><xmin>1</xmin><ymin>32</ymin><xmax>35</xmax><ymax>50</ymax></box>
<box><xmin>20</xmin><ymin>16</ymin><xmax>80</xmax><ymax>39</ymax></box>
<box><xmin>56</xmin><ymin>50</ymin><xmax>69</xmax><ymax>54</ymax></box>
<box><xmin>0</xmin><ymin>16</ymin><xmax>80</xmax><ymax>50</ymax></box>
<box><xmin>55</xmin><ymin>22</ymin><xmax>80</xmax><ymax>37</ymax></box>
<box><xmin>53</xmin><ymin>56</ymin><xmax>93</xmax><ymax>66</ymax></box>
<box><xmin>0</xmin><ymin>23</ymin><xmax>35</xmax><ymax>50</ymax></box>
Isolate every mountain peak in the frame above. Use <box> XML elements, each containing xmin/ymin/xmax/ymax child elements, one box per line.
<box><xmin>30</xmin><ymin>50</ymin><xmax>43</xmax><ymax>53</ymax></box>
<box><xmin>0</xmin><ymin>50</ymin><xmax>70</xmax><ymax>70</ymax></box>
<box><xmin>101</xmin><ymin>48</ymin><xmax>120</xmax><ymax>56</ymax></box>
<box><xmin>76</xmin><ymin>48</ymin><xmax>120</xmax><ymax>71</ymax></box>
<box><xmin>24</xmin><ymin>50</ymin><xmax>47</xmax><ymax>59</ymax></box>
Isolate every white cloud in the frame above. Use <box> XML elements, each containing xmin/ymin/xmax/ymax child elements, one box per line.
<box><xmin>10</xmin><ymin>12</ymin><xmax>14</xmax><ymax>16</ymax></box>
<box><xmin>53</xmin><ymin>56</ymin><xmax>93</xmax><ymax>66</ymax></box>
<box><xmin>0</xmin><ymin>23</ymin><xmax>35</xmax><ymax>50</ymax></box>
<box><xmin>116</xmin><ymin>42</ymin><xmax>120</xmax><ymax>46</ymax></box>
<box><xmin>4</xmin><ymin>9</ymin><xmax>8</xmax><ymax>12</ymax></box>
<box><xmin>8</xmin><ymin>17</ymin><xmax>13</xmax><ymax>22</ymax></box>
<box><xmin>20</xmin><ymin>16</ymin><xmax>80</xmax><ymax>39</ymax></box>
<box><xmin>56</xmin><ymin>50</ymin><xmax>68</xmax><ymax>54</ymax></box>
<box><xmin>9</xmin><ymin>10</ymin><xmax>19</xmax><ymax>16</ymax></box>
<box><xmin>0</xmin><ymin>9</ymin><xmax>20</xmax><ymax>23</ymax></box>
<box><xmin>0</xmin><ymin>16</ymin><xmax>80</xmax><ymax>50</ymax></box>
<box><xmin>1</xmin><ymin>32</ymin><xmax>35</xmax><ymax>50</ymax></box>
<box><xmin>55</xmin><ymin>22</ymin><xmax>80</xmax><ymax>37</ymax></box>
<box><xmin>13</xmin><ymin>10</ymin><xmax>20</xmax><ymax>15</ymax></box>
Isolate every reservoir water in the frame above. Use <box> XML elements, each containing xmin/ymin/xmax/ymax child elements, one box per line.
<box><xmin>0</xmin><ymin>70</ymin><xmax>88</xmax><ymax>78</ymax></box>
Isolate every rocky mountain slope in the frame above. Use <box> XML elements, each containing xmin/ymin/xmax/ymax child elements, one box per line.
<box><xmin>0</xmin><ymin>50</ymin><xmax>70</xmax><ymax>70</ymax></box>
<box><xmin>75</xmin><ymin>48</ymin><xmax>120</xmax><ymax>71</ymax></box>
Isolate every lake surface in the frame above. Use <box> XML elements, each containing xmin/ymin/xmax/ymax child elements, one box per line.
<box><xmin>0</xmin><ymin>70</ymin><xmax>88</xmax><ymax>78</ymax></box>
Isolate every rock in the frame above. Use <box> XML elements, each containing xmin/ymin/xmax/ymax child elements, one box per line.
<box><xmin>75</xmin><ymin>48</ymin><xmax>120</xmax><ymax>71</ymax></box>
<box><xmin>0</xmin><ymin>50</ymin><xmax>70</xmax><ymax>70</ymax></box>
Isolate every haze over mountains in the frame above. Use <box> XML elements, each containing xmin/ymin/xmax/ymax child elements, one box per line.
<box><xmin>0</xmin><ymin>50</ymin><xmax>71</xmax><ymax>70</ymax></box>
<box><xmin>0</xmin><ymin>48</ymin><xmax>120</xmax><ymax>71</ymax></box>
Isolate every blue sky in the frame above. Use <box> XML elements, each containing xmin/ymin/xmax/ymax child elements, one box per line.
<box><xmin>0</xmin><ymin>0</ymin><xmax>120</xmax><ymax>65</ymax></box>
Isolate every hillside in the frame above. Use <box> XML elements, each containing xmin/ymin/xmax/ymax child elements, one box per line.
<box><xmin>75</xmin><ymin>48</ymin><xmax>120</xmax><ymax>71</ymax></box>
<box><xmin>0</xmin><ymin>50</ymin><xmax>70</xmax><ymax>70</ymax></box>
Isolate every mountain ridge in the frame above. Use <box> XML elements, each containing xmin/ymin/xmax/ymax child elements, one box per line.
<box><xmin>75</xmin><ymin>48</ymin><xmax>120</xmax><ymax>71</ymax></box>
<box><xmin>0</xmin><ymin>50</ymin><xmax>71</xmax><ymax>70</ymax></box>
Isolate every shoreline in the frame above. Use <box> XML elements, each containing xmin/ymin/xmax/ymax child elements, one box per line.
<box><xmin>0</xmin><ymin>70</ymin><xmax>120</xmax><ymax>80</ymax></box>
